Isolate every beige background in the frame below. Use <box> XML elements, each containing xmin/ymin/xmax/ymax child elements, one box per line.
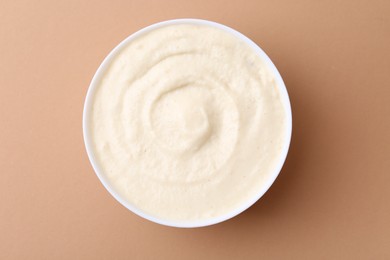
<box><xmin>1</xmin><ymin>0</ymin><xmax>389</xmax><ymax>259</ymax></box>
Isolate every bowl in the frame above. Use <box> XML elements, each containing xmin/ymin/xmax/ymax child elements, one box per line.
<box><xmin>83</xmin><ymin>19</ymin><xmax>292</xmax><ymax>228</ymax></box>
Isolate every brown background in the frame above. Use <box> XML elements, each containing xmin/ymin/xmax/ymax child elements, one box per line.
<box><xmin>1</xmin><ymin>0</ymin><xmax>389</xmax><ymax>259</ymax></box>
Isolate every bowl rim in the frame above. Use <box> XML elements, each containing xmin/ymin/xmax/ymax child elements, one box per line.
<box><xmin>83</xmin><ymin>18</ymin><xmax>292</xmax><ymax>228</ymax></box>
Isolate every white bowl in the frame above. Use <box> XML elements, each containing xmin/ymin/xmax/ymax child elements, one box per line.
<box><xmin>83</xmin><ymin>19</ymin><xmax>292</xmax><ymax>228</ymax></box>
